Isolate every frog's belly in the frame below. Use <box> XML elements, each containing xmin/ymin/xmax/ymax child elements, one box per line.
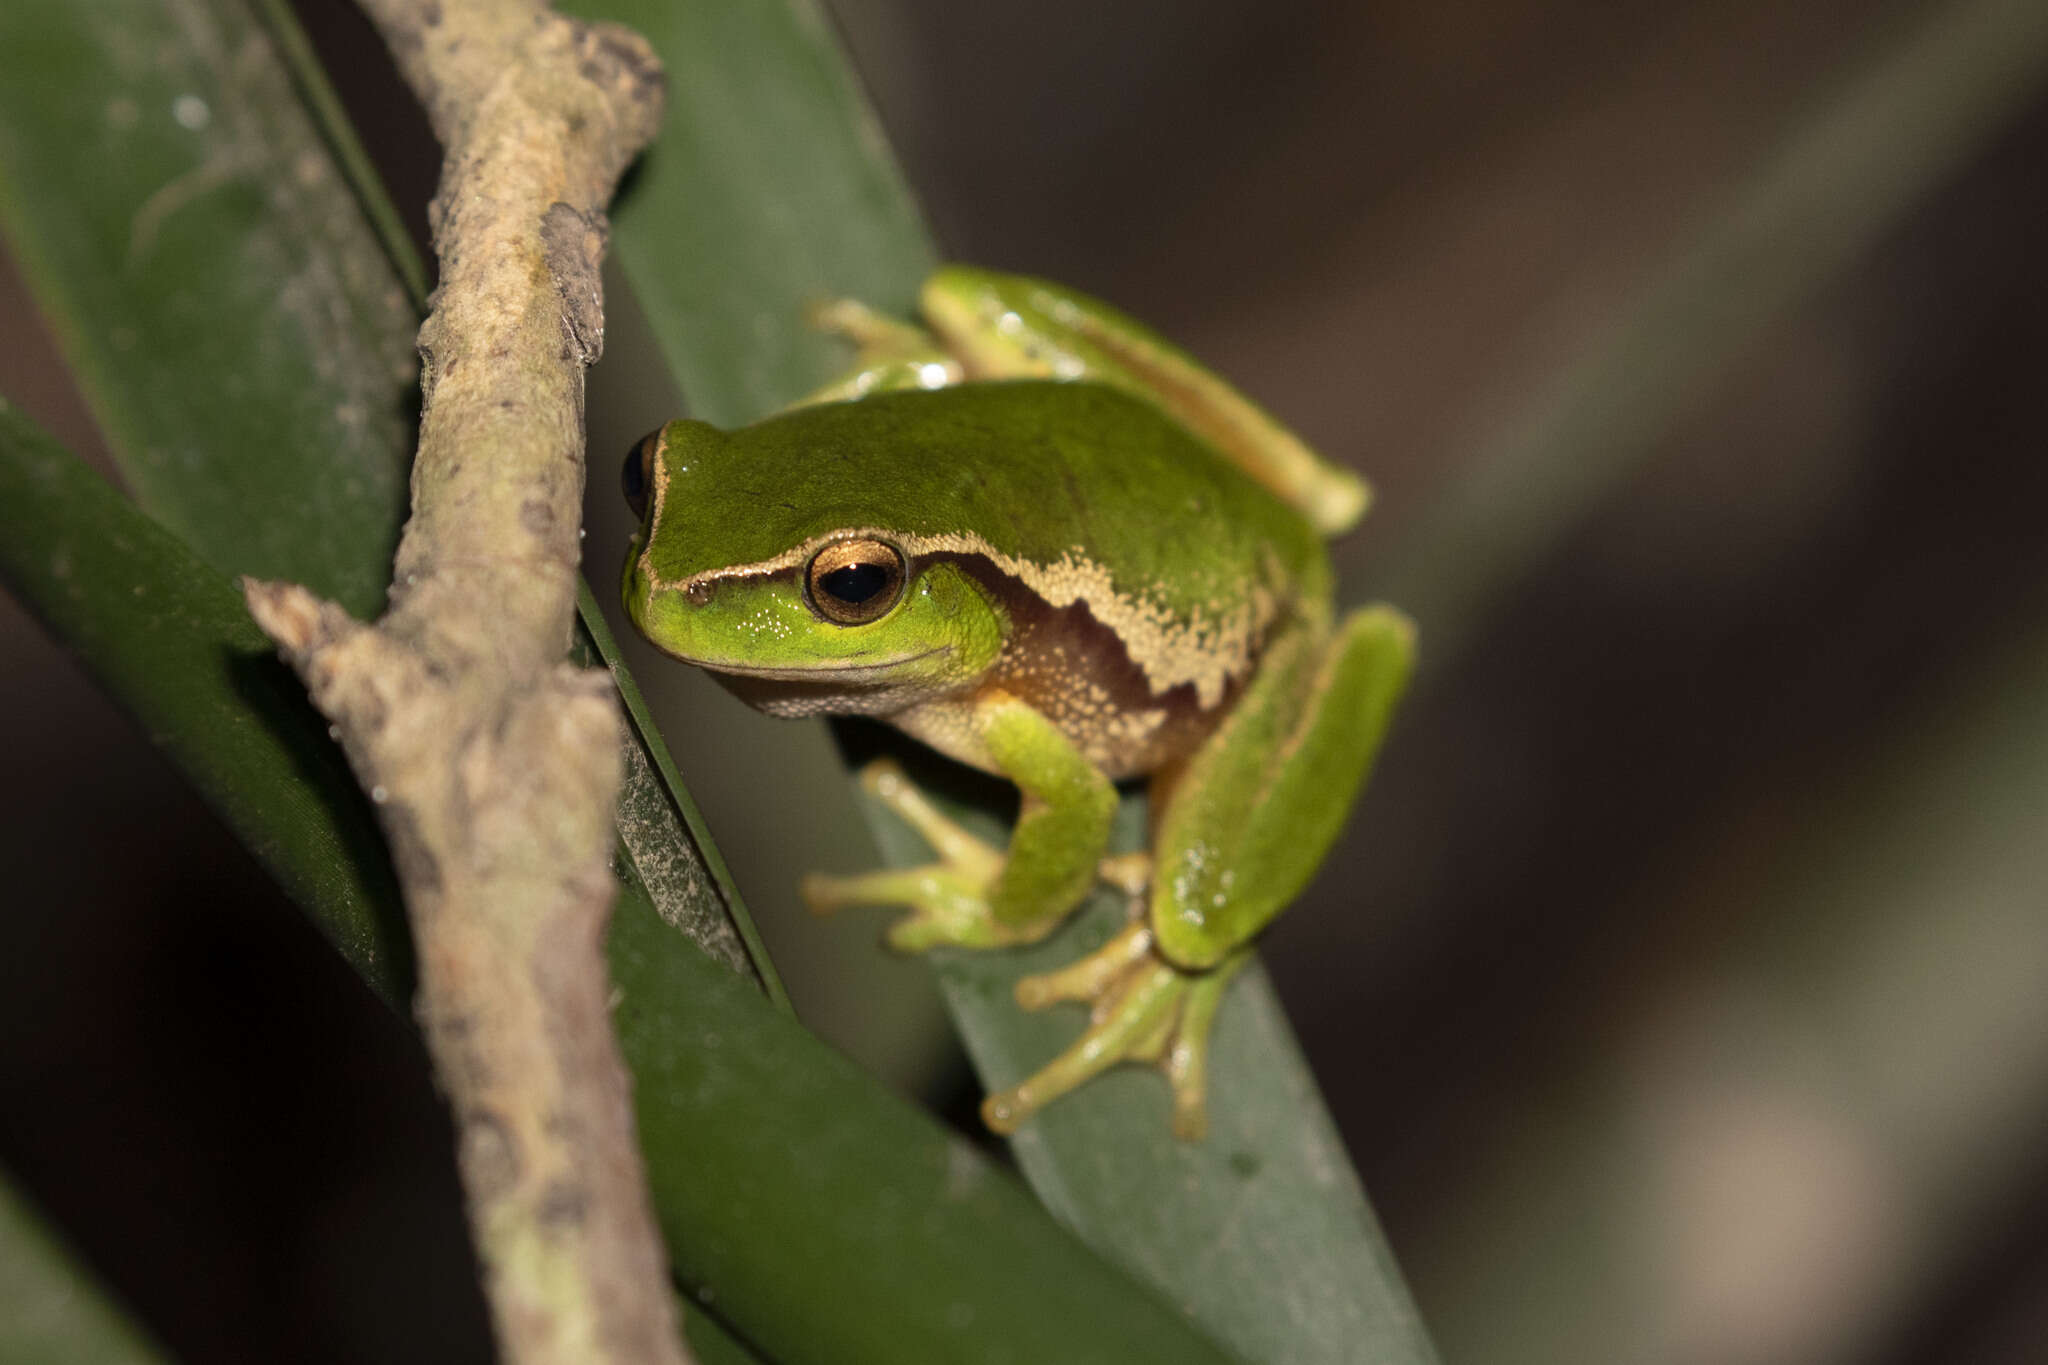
<box><xmin>889</xmin><ymin>679</ymin><xmax>1223</xmax><ymax>781</ymax></box>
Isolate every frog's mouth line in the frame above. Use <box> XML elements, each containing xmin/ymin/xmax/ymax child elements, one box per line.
<box><xmin>686</xmin><ymin>645</ymin><xmax>949</xmax><ymax>684</ymax></box>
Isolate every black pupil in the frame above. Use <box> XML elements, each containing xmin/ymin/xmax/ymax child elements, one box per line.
<box><xmin>821</xmin><ymin>561</ymin><xmax>891</xmax><ymax>605</ymax></box>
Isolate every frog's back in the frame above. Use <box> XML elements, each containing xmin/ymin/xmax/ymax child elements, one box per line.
<box><xmin>707</xmin><ymin>381</ymin><xmax>1330</xmax><ymax>624</ymax></box>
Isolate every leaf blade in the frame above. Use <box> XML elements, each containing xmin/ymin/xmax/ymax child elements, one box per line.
<box><xmin>0</xmin><ymin>0</ymin><xmax>415</xmax><ymax>619</ymax></box>
<box><xmin>0</xmin><ymin>396</ymin><xmax>410</xmax><ymax>1000</ymax></box>
<box><xmin>0</xmin><ymin>1165</ymin><xmax>173</xmax><ymax>1365</ymax></box>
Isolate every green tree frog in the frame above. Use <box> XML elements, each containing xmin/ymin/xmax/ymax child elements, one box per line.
<box><xmin>621</xmin><ymin>267</ymin><xmax>1412</xmax><ymax>1139</ymax></box>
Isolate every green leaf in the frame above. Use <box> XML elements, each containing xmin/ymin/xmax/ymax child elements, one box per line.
<box><xmin>0</xmin><ymin>395</ymin><xmax>409</xmax><ymax>997</ymax></box>
<box><xmin>0</xmin><ymin>1165</ymin><xmax>171</xmax><ymax>1365</ymax></box>
<box><xmin>570</xmin><ymin>1</ymin><xmax>1436</xmax><ymax>1360</ymax></box>
<box><xmin>579</xmin><ymin>578</ymin><xmax>788</xmax><ymax>1002</ymax></box>
<box><xmin>609</xmin><ymin>845</ymin><xmax>1247</xmax><ymax>1365</ymax></box>
<box><xmin>565</xmin><ymin>0</ymin><xmax>937</xmax><ymax>426</ymax></box>
<box><xmin>0</xmin><ymin>0</ymin><xmax>413</xmax><ymax>620</ymax></box>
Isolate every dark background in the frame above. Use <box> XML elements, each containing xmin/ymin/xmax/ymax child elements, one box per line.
<box><xmin>4</xmin><ymin>1</ymin><xmax>2046</xmax><ymax>1361</ymax></box>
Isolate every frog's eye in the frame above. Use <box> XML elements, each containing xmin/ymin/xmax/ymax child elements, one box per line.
<box><xmin>622</xmin><ymin>431</ymin><xmax>658</xmax><ymax>521</ymax></box>
<box><xmin>806</xmin><ymin>538</ymin><xmax>907</xmax><ymax>625</ymax></box>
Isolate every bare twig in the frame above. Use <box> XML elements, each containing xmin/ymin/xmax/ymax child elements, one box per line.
<box><xmin>241</xmin><ymin>2</ymin><xmax>684</xmax><ymax>1361</ymax></box>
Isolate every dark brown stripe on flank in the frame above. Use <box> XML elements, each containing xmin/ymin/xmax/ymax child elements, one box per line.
<box><xmin>941</xmin><ymin>554</ymin><xmax>1261</xmax><ymax>778</ymax></box>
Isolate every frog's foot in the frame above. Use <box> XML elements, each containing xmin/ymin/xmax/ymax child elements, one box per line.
<box><xmin>799</xmin><ymin>298</ymin><xmax>963</xmax><ymax>404</ymax></box>
<box><xmin>808</xmin><ymin>297</ymin><xmax>942</xmax><ymax>358</ymax></box>
<box><xmin>801</xmin><ymin>759</ymin><xmax>1050</xmax><ymax>952</ymax></box>
<box><xmin>1095</xmin><ymin>850</ymin><xmax>1152</xmax><ymax>899</ymax></box>
<box><xmin>983</xmin><ymin>923</ymin><xmax>1250</xmax><ymax>1141</ymax></box>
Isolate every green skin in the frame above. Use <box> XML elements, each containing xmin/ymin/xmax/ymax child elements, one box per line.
<box><xmin>622</xmin><ymin>267</ymin><xmax>1413</xmax><ymax>1139</ymax></box>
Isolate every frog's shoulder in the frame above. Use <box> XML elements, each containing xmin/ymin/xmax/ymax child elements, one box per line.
<box><xmin>921</xmin><ymin>547</ymin><xmax>1271</xmax><ymax>778</ymax></box>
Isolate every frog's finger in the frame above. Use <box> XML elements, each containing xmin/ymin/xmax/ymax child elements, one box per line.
<box><xmin>856</xmin><ymin>759</ymin><xmax>1004</xmax><ymax>883</ymax></box>
<box><xmin>802</xmin><ymin>863</ymin><xmax>1047</xmax><ymax>951</ymax></box>
<box><xmin>884</xmin><ymin>895</ymin><xmax>1038</xmax><ymax>952</ymax></box>
<box><xmin>802</xmin><ymin>864</ymin><xmax>967</xmax><ymax>917</ymax></box>
<box><xmin>1096</xmin><ymin>850</ymin><xmax>1153</xmax><ymax>897</ymax></box>
<box><xmin>799</xmin><ymin>297</ymin><xmax>961</xmax><ymax>406</ymax></box>
<box><xmin>1013</xmin><ymin>920</ymin><xmax>1154</xmax><ymax>1009</ymax></box>
<box><xmin>809</xmin><ymin>296</ymin><xmax>943</xmax><ymax>358</ymax></box>
<box><xmin>981</xmin><ymin>956</ymin><xmax>1185</xmax><ymax>1135</ymax></box>
<box><xmin>803</xmin><ymin>859</ymin><xmax>1018</xmax><ymax>947</ymax></box>
<box><xmin>1162</xmin><ymin>951</ymin><xmax>1248</xmax><ymax>1141</ymax></box>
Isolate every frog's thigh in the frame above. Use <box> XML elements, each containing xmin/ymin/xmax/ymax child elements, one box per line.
<box><xmin>977</xmin><ymin>691</ymin><xmax>1120</xmax><ymax>931</ymax></box>
<box><xmin>923</xmin><ymin>268</ymin><xmax>1368</xmax><ymax>534</ymax></box>
<box><xmin>1150</xmin><ymin>605</ymin><xmax>1415</xmax><ymax>969</ymax></box>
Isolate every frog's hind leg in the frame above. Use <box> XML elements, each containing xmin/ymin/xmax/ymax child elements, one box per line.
<box><xmin>989</xmin><ymin>920</ymin><xmax>1250</xmax><ymax>1140</ymax></box>
<box><xmin>919</xmin><ymin>267</ymin><xmax>1372</xmax><ymax>535</ymax></box>
<box><xmin>987</xmin><ymin>605</ymin><xmax>1413</xmax><ymax>1138</ymax></box>
<box><xmin>1149</xmin><ymin>603</ymin><xmax>1415</xmax><ymax>972</ymax></box>
<box><xmin>797</xmin><ymin>297</ymin><xmax>963</xmax><ymax>405</ymax></box>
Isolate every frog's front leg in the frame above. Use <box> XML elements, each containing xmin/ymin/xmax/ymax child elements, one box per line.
<box><xmin>801</xmin><ymin>690</ymin><xmax>1117</xmax><ymax>951</ymax></box>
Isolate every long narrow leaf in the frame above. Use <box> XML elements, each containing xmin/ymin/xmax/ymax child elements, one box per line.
<box><xmin>0</xmin><ymin>1166</ymin><xmax>170</xmax><ymax>1365</ymax></box>
<box><xmin>566</xmin><ymin>0</ymin><xmax>935</xmax><ymax>424</ymax></box>
<box><xmin>0</xmin><ymin>0</ymin><xmax>413</xmax><ymax>620</ymax></box>
<box><xmin>568</xmin><ymin>1</ymin><xmax>1436</xmax><ymax>1359</ymax></box>
<box><xmin>579</xmin><ymin>579</ymin><xmax>789</xmax><ymax>1003</ymax></box>
<box><xmin>0</xmin><ymin>396</ymin><xmax>409</xmax><ymax>995</ymax></box>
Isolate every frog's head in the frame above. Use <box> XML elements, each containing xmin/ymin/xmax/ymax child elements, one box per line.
<box><xmin>620</xmin><ymin>416</ymin><xmax>1007</xmax><ymax>715</ymax></box>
